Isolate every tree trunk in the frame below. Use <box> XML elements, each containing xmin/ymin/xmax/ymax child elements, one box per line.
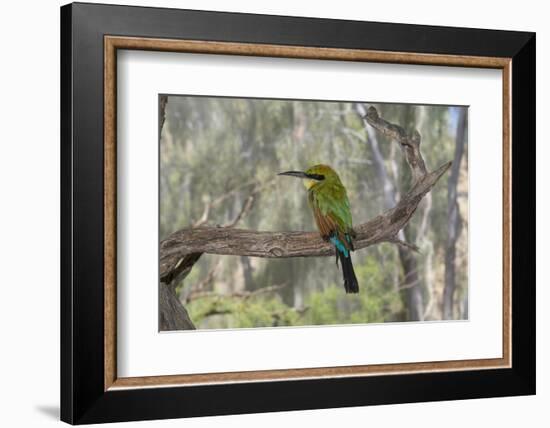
<box><xmin>159</xmin><ymin>281</ymin><xmax>196</xmax><ymax>330</ymax></box>
<box><xmin>159</xmin><ymin>253</ymin><xmax>201</xmax><ymax>330</ymax></box>
<box><xmin>398</xmin><ymin>243</ymin><xmax>423</xmax><ymax>321</ymax></box>
<box><xmin>443</xmin><ymin>108</ymin><xmax>467</xmax><ymax>319</ymax></box>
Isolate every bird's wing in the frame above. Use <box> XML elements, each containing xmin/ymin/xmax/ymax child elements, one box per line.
<box><xmin>313</xmin><ymin>183</ymin><xmax>353</xmax><ymax>228</ymax></box>
<box><xmin>309</xmin><ymin>195</ymin><xmax>339</xmax><ymax>239</ymax></box>
<box><xmin>309</xmin><ymin>187</ymin><xmax>353</xmax><ymax>250</ymax></box>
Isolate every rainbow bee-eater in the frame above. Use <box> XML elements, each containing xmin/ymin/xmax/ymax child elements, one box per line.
<box><xmin>278</xmin><ymin>164</ymin><xmax>359</xmax><ymax>293</ymax></box>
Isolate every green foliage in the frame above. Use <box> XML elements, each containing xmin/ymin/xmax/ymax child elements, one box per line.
<box><xmin>300</xmin><ymin>252</ymin><xmax>402</xmax><ymax>326</ymax></box>
<box><xmin>188</xmin><ymin>295</ymin><xmax>300</xmax><ymax>329</ymax></box>
<box><xmin>187</xmin><ymin>251</ymin><xmax>403</xmax><ymax>329</ymax></box>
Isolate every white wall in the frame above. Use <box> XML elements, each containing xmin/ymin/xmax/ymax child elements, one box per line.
<box><xmin>0</xmin><ymin>0</ymin><xmax>546</xmax><ymax>427</ymax></box>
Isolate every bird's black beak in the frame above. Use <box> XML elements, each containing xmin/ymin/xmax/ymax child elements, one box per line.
<box><xmin>277</xmin><ymin>171</ymin><xmax>308</xmax><ymax>179</ymax></box>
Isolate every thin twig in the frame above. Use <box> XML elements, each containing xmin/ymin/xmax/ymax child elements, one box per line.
<box><xmin>193</xmin><ymin>179</ymin><xmax>258</xmax><ymax>227</ymax></box>
<box><xmin>388</xmin><ymin>237</ymin><xmax>421</xmax><ymax>253</ymax></box>
<box><xmin>182</xmin><ymin>259</ymin><xmax>223</xmax><ymax>304</ymax></box>
<box><xmin>194</xmin><ymin>178</ymin><xmax>276</xmax><ymax>228</ymax></box>
<box><xmin>187</xmin><ymin>283</ymin><xmax>288</xmax><ymax>302</ymax></box>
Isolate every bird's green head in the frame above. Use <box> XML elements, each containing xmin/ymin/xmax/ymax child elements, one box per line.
<box><xmin>278</xmin><ymin>164</ymin><xmax>340</xmax><ymax>190</ymax></box>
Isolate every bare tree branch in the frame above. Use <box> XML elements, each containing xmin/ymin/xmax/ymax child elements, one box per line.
<box><xmin>388</xmin><ymin>237</ymin><xmax>421</xmax><ymax>253</ymax></box>
<box><xmin>181</xmin><ymin>259</ymin><xmax>223</xmax><ymax>304</ymax></box>
<box><xmin>193</xmin><ymin>179</ymin><xmax>257</xmax><ymax>227</ymax></box>
<box><xmin>160</xmin><ymin>163</ymin><xmax>448</xmax><ymax>279</ymax></box>
<box><xmin>362</xmin><ymin>105</ymin><xmax>428</xmax><ymax>184</ymax></box>
<box><xmin>193</xmin><ymin>178</ymin><xmax>276</xmax><ymax>228</ymax></box>
<box><xmin>355</xmin><ymin>103</ymin><xmax>429</xmax><ymax>321</ymax></box>
<box><xmin>223</xmin><ymin>179</ymin><xmax>275</xmax><ymax>228</ymax></box>
<box><xmin>187</xmin><ymin>283</ymin><xmax>288</xmax><ymax>303</ymax></box>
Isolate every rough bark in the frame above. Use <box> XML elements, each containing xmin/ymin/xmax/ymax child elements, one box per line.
<box><xmin>159</xmin><ymin>105</ymin><xmax>451</xmax><ymax>330</ymax></box>
<box><xmin>363</xmin><ymin>105</ymin><xmax>427</xmax><ymax>183</ymax></box>
<box><xmin>159</xmin><ymin>253</ymin><xmax>200</xmax><ymax>331</ymax></box>
<box><xmin>443</xmin><ymin>108</ymin><xmax>467</xmax><ymax>319</ymax></box>
<box><xmin>160</xmin><ymin>281</ymin><xmax>196</xmax><ymax>330</ymax></box>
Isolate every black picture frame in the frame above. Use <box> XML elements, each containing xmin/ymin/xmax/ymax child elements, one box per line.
<box><xmin>61</xmin><ymin>2</ymin><xmax>535</xmax><ymax>424</ymax></box>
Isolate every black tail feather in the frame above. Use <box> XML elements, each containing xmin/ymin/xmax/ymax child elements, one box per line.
<box><xmin>337</xmin><ymin>251</ymin><xmax>359</xmax><ymax>293</ymax></box>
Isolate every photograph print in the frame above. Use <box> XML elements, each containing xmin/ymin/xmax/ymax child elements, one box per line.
<box><xmin>159</xmin><ymin>95</ymin><xmax>468</xmax><ymax>331</ymax></box>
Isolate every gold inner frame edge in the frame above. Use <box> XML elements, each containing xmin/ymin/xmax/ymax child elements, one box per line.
<box><xmin>104</xmin><ymin>35</ymin><xmax>512</xmax><ymax>391</ymax></box>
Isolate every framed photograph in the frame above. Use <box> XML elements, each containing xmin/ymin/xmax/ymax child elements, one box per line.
<box><xmin>61</xmin><ymin>2</ymin><xmax>535</xmax><ymax>424</ymax></box>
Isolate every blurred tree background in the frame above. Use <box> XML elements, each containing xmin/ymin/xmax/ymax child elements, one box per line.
<box><xmin>160</xmin><ymin>96</ymin><xmax>468</xmax><ymax>330</ymax></box>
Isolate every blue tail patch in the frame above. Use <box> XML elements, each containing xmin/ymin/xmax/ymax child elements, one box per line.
<box><xmin>330</xmin><ymin>236</ymin><xmax>349</xmax><ymax>257</ymax></box>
